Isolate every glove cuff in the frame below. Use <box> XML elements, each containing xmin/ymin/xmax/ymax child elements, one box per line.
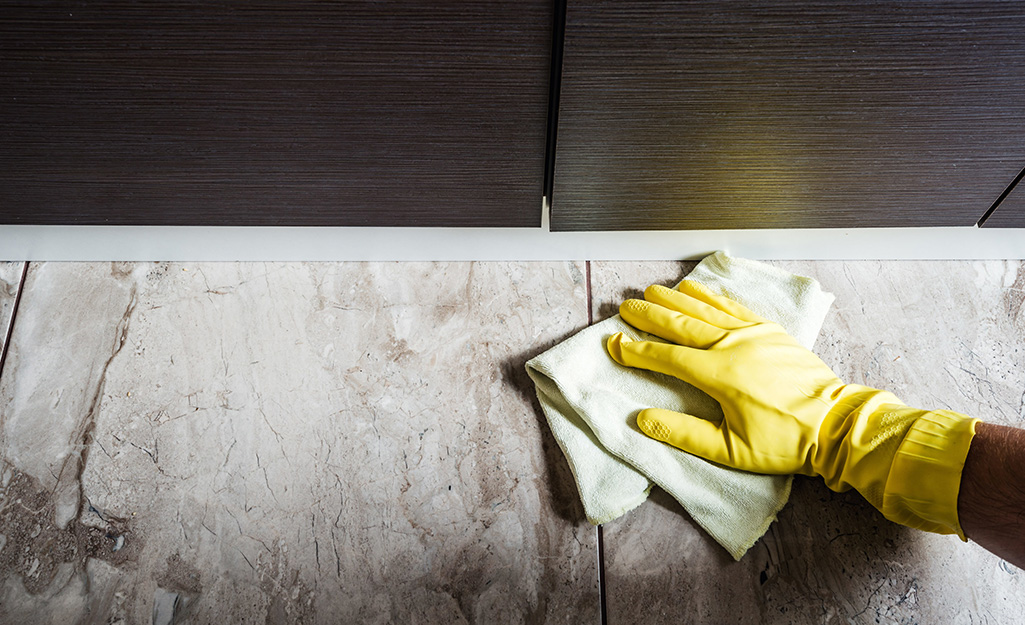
<box><xmin>881</xmin><ymin>410</ymin><xmax>979</xmax><ymax>540</ymax></box>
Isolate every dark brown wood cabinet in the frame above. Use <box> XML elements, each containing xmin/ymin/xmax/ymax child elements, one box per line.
<box><xmin>552</xmin><ymin>1</ymin><xmax>1025</xmax><ymax>231</ymax></box>
<box><xmin>5</xmin><ymin>1</ymin><xmax>1025</xmax><ymax>232</ymax></box>
<box><xmin>0</xmin><ymin>1</ymin><xmax>552</xmax><ymax>226</ymax></box>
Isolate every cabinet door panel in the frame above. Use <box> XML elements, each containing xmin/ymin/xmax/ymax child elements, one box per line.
<box><xmin>553</xmin><ymin>1</ymin><xmax>1025</xmax><ymax>231</ymax></box>
<box><xmin>0</xmin><ymin>1</ymin><xmax>550</xmax><ymax>226</ymax></box>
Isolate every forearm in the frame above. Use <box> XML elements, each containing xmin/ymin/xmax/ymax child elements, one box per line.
<box><xmin>957</xmin><ymin>422</ymin><xmax>1025</xmax><ymax>569</ymax></box>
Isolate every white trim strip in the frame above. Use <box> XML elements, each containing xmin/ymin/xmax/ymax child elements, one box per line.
<box><xmin>2</xmin><ymin>224</ymin><xmax>1024</xmax><ymax>261</ymax></box>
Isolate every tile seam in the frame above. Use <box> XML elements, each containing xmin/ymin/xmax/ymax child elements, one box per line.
<box><xmin>585</xmin><ymin>260</ymin><xmax>608</xmax><ymax>625</ymax></box>
<box><xmin>0</xmin><ymin>261</ymin><xmax>29</xmax><ymax>383</ymax></box>
<box><xmin>586</xmin><ymin>260</ymin><xmax>593</xmax><ymax>326</ymax></box>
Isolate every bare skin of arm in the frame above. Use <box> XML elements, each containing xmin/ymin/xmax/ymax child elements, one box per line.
<box><xmin>957</xmin><ymin>422</ymin><xmax>1025</xmax><ymax>569</ymax></box>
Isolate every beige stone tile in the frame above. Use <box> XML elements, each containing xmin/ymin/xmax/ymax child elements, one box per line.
<box><xmin>0</xmin><ymin>262</ymin><xmax>598</xmax><ymax>624</ymax></box>
<box><xmin>592</xmin><ymin>259</ymin><xmax>1025</xmax><ymax>624</ymax></box>
<box><xmin>587</xmin><ymin>260</ymin><xmax>698</xmax><ymax>323</ymax></box>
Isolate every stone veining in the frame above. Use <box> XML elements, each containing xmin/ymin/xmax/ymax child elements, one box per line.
<box><xmin>0</xmin><ymin>262</ymin><xmax>597</xmax><ymax>624</ymax></box>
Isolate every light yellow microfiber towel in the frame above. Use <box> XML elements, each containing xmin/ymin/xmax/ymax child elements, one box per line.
<box><xmin>526</xmin><ymin>251</ymin><xmax>835</xmax><ymax>559</ymax></box>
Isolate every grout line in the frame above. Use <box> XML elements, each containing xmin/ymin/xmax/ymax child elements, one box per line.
<box><xmin>597</xmin><ymin>523</ymin><xmax>608</xmax><ymax>625</ymax></box>
<box><xmin>0</xmin><ymin>262</ymin><xmax>30</xmax><ymax>384</ymax></box>
<box><xmin>585</xmin><ymin>259</ymin><xmax>607</xmax><ymax>625</ymax></box>
<box><xmin>585</xmin><ymin>261</ymin><xmax>593</xmax><ymax>325</ymax></box>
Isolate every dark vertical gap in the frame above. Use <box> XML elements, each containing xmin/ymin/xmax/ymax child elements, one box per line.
<box><xmin>542</xmin><ymin>0</ymin><xmax>568</xmax><ymax>212</ymax></box>
<box><xmin>977</xmin><ymin>164</ymin><xmax>1025</xmax><ymax>227</ymax></box>
<box><xmin>585</xmin><ymin>259</ymin><xmax>607</xmax><ymax>625</ymax></box>
<box><xmin>597</xmin><ymin>523</ymin><xmax>608</xmax><ymax>625</ymax></box>
<box><xmin>0</xmin><ymin>262</ymin><xmax>29</xmax><ymax>383</ymax></box>
<box><xmin>585</xmin><ymin>261</ymin><xmax>593</xmax><ymax>325</ymax></box>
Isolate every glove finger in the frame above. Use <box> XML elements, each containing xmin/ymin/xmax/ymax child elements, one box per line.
<box><xmin>676</xmin><ymin>280</ymin><xmax>767</xmax><ymax>324</ymax></box>
<box><xmin>636</xmin><ymin>408</ymin><xmax>732</xmax><ymax>466</ymax></box>
<box><xmin>606</xmin><ymin>332</ymin><xmax>711</xmax><ymax>387</ymax></box>
<box><xmin>644</xmin><ymin>284</ymin><xmax>748</xmax><ymax>330</ymax></box>
<box><xmin>619</xmin><ymin>297</ymin><xmax>727</xmax><ymax>349</ymax></box>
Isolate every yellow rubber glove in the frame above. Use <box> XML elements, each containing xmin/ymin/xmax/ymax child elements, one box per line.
<box><xmin>607</xmin><ymin>280</ymin><xmax>978</xmax><ymax>538</ymax></box>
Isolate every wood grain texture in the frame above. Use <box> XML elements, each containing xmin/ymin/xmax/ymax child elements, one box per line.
<box><xmin>0</xmin><ymin>1</ymin><xmax>550</xmax><ymax>226</ymax></box>
<box><xmin>980</xmin><ymin>168</ymin><xmax>1025</xmax><ymax>228</ymax></box>
<box><xmin>552</xmin><ymin>1</ymin><xmax>1025</xmax><ymax>231</ymax></box>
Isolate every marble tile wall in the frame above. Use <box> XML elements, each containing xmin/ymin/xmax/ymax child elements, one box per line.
<box><xmin>1</xmin><ymin>258</ymin><xmax>1024</xmax><ymax>624</ymax></box>
<box><xmin>0</xmin><ymin>262</ymin><xmax>597</xmax><ymax>624</ymax></box>
<box><xmin>591</xmin><ymin>260</ymin><xmax>1025</xmax><ymax>624</ymax></box>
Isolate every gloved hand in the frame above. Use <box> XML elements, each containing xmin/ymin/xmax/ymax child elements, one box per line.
<box><xmin>607</xmin><ymin>280</ymin><xmax>979</xmax><ymax>538</ymax></box>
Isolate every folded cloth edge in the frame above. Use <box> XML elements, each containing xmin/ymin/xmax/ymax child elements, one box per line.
<box><xmin>525</xmin><ymin>251</ymin><xmax>834</xmax><ymax>560</ymax></box>
<box><xmin>529</xmin><ymin>340</ymin><xmax>793</xmax><ymax>559</ymax></box>
<box><xmin>528</xmin><ymin>363</ymin><xmax>654</xmax><ymax>524</ymax></box>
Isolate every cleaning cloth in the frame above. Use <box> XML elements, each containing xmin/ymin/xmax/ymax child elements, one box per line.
<box><xmin>526</xmin><ymin>251</ymin><xmax>835</xmax><ymax>559</ymax></box>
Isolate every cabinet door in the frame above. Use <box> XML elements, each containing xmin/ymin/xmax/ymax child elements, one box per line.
<box><xmin>552</xmin><ymin>1</ymin><xmax>1025</xmax><ymax>231</ymax></box>
<box><xmin>0</xmin><ymin>1</ymin><xmax>550</xmax><ymax>226</ymax></box>
<box><xmin>979</xmin><ymin>168</ymin><xmax>1025</xmax><ymax>227</ymax></box>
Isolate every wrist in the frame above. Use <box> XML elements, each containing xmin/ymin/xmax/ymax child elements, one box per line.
<box><xmin>813</xmin><ymin>391</ymin><xmax>978</xmax><ymax>538</ymax></box>
<box><xmin>814</xmin><ymin>389</ymin><xmax>917</xmax><ymax>504</ymax></box>
<box><xmin>956</xmin><ymin>422</ymin><xmax>1025</xmax><ymax>568</ymax></box>
<box><xmin>881</xmin><ymin>410</ymin><xmax>978</xmax><ymax>539</ymax></box>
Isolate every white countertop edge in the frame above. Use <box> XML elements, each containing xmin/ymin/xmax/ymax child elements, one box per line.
<box><xmin>1</xmin><ymin>223</ymin><xmax>1024</xmax><ymax>261</ymax></box>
